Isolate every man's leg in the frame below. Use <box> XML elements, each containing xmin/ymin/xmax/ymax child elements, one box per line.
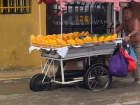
<box><xmin>132</xmin><ymin>44</ymin><xmax>140</xmax><ymax>82</ymax></box>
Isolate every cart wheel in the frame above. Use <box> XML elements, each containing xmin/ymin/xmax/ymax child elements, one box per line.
<box><xmin>30</xmin><ymin>73</ymin><xmax>52</xmax><ymax>92</ymax></box>
<box><xmin>84</xmin><ymin>63</ymin><xmax>112</xmax><ymax>91</ymax></box>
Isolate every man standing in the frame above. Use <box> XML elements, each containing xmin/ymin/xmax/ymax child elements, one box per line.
<box><xmin>114</xmin><ymin>7</ymin><xmax>140</xmax><ymax>83</ymax></box>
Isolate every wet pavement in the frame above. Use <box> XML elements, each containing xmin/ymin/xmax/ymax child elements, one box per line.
<box><xmin>1</xmin><ymin>77</ymin><xmax>140</xmax><ymax>105</ymax></box>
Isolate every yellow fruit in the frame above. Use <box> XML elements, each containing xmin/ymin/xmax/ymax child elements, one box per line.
<box><xmin>52</xmin><ymin>40</ymin><xmax>57</xmax><ymax>45</ymax></box>
<box><xmin>30</xmin><ymin>35</ymin><xmax>36</xmax><ymax>42</ymax></box>
<box><xmin>84</xmin><ymin>36</ymin><xmax>92</xmax><ymax>43</ymax></box>
<box><xmin>57</xmin><ymin>40</ymin><xmax>67</xmax><ymax>48</ymax></box>
<box><xmin>52</xmin><ymin>40</ymin><xmax>58</xmax><ymax>48</ymax></box>
<box><xmin>74</xmin><ymin>32</ymin><xmax>80</xmax><ymax>39</ymax></box>
<box><xmin>44</xmin><ymin>36</ymin><xmax>48</xmax><ymax>40</ymax></box>
<box><xmin>98</xmin><ymin>36</ymin><xmax>105</xmax><ymax>43</ymax></box>
<box><xmin>48</xmin><ymin>39</ymin><xmax>53</xmax><ymax>45</ymax></box>
<box><xmin>67</xmin><ymin>39</ymin><xmax>76</xmax><ymax>46</ymax></box>
<box><xmin>35</xmin><ymin>37</ymin><xmax>42</xmax><ymax>46</ymax></box>
<box><xmin>92</xmin><ymin>35</ymin><xmax>98</xmax><ymax>44</ymax></box>
<box><xmin>44</xmin><ymin>35</ymin><xmax>52</xmax><ymax>40</ymax></box>
<box><xmin>44</xmin><ymin>40</ymin><xmax>49</xmax><ymax>48</ymax></box>
<box><xmin>75</xmin><ymin>38</ymin><xmax>79</xmax><ymax>42</ymax></box>
<box><xmin>44</xmin><ymin>40</ymin><xmax>49</xmax><ymax>44</ymax></box>
<box><xmin>37</xmin><ymin>35</ymin><xmax>44</xmax><ymax>39</ymax></box>
<box><xmin>83</xmin><ymin>31</ymin><xmax>89</xmax><ymax>36</ymax></box>
<box><xmin>68</xmin><ymin>33</ymin><xmax>74</xmax><ymax>39</ymax></box>
<box><xmin>57</xmin><ymin>34</ymin><xmax>61</xmax><ymax>39</ymax></box>
<box><xmin>41</xmin><ymin>39</ymin><xmax>45</xmax><ymax>43</ymax></box>
<box><xmin>111</xmin><ymin>34</ymin><xmax>117</xmax><ymax>41</ymax></box>
<box><xmin>80</xmin><ymin>31</ymin><xmax>85</xmax><ymax>36</ymax></box>
<box><xmin>63</xmin><ymin>34</ymin><xmax>69</xmax><ymax>41</ymax></box>
<box><xmin>75</xmin><ymin>38</ymin><xmax>84</xmax><ymax>45</ymax></box>
<box><xmin>52</xmin><ymin>34</ymin><xmax>57</xmax><ymax>40</ymax></box>
<box><xmin>104</xmin><ymin>36</ymin><xmax>112</xmax><ymax>43</ymax></box>
<box><xmin>37</xmin><ymin>35</ymin><xmax>45</xmax><ymax>45</ymax></box>
<box><xmin>57</xmin><ymin>34</ymin><xmax>65</xmax><ymax>40</ymax></box>
<box><xmin>36</xmin><ymin>37</ymin><xmax>42</xmax><ymax>43</ymax></box>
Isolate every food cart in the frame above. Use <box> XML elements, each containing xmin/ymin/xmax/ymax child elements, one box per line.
<box><xmin>29</xmin><ymin>0</ymin><xmax>139</xmax><ymax>92</ymax></box>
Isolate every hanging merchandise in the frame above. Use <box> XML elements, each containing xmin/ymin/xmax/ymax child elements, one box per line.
<box><xmin>120</xmin><ymin>46</ymin><xmax>136</xmax><ymax>73</ymax></box>
<box><xmin>108</xmin><ymin>46</ymin><xmax>128</xmax><ymax>77</ymax></box>
<box><xmin>119</xmin><ymin>2</ymin><xmax>129</xmax><ymax>8</ymax></box>
<box><xmin>55</xmin><ymin>0</ymin><xmax>140</xmax><ymax>11</ymax></box>
<box><xmin>38</xmin><ymin>0</ymin><xmax>56</xmax><ymax>4</ymax></box>
<box><xmin>129</xmin><ymin>44</ymin><xmax>138</xmax><ymax>64</ymax></box>
<box><xmin>122</xmin><ymin>40</ymin><xmax>130</xmax><ymax>54</ymax></box>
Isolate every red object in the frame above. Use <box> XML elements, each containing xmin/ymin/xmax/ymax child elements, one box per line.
<box><xmin>58</xmin><ymin>12</ymin><xmax>61</xmax><ymax>16</ymax></box>
<box><xmin>120</xmin><ymin>46</ymin><xmax>136</xmax><ymax>72</ymax></box>
<box><xmin>38</xmin><ymin>0</ymin><xmax>56</xmax><ymax>4</ymax></box>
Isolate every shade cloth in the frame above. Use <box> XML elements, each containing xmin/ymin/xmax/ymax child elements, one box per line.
<box><xmin>38</xmin><ymin>0</ymin><xmax>140</xmax><ymax>11</ymax></box>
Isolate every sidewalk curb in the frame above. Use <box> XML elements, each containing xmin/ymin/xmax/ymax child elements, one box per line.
<box><xmin>0</xmin><ymin>77</ymin><xmax>32</xmax><ymax>81</ymax></box>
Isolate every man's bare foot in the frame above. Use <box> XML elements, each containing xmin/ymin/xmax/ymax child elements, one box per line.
<box><xmin>134</xmin><ymin>78</ymin><xmax>139</xmax><ymax>83</ymax></box>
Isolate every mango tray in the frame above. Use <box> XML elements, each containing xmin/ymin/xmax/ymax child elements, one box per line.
<box><xmin>30</xmin><ymin>38</ymin><xmax>121</xmax><ymax>50</ymax></box>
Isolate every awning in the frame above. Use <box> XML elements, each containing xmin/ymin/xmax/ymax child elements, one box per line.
<box><xmin>38</xmin><ymin>0</ymin><xmax>56</xmax><ymax>4</ymax></box>
<box><xmin>38</xmin><ymin>0</ymin><xmax>140</xmax><ymax>11</ymax></box>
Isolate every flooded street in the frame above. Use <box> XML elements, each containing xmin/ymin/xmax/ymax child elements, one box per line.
<box><xmin>0</xmin><ymin>77</ymin><xmax>140</xmax><ymax>105</ymax></box>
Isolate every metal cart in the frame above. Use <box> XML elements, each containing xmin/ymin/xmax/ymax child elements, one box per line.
<box><xmin>29</xmin><ymin>0</ymin><xmax>124</xmax><ymax>92</ymax></box>
<box><xmin>29</xmin><ymin>40</ymin><xmax>122</xmax><ymax>92</ymax></box>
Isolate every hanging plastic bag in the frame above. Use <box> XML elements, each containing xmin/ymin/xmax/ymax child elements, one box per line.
<box><xmin>129</xmin><ymin>44</ymin><xmax>138</xmax><ymax>64</ymax></box>
<box><xmin>122</xmin><ymin>40</ymin><xmax>130</xmax><ymax>54</ymax></box>
<box><xmin>108</xmin><ymin>51</ymin><xmax>128</xmax><ymax>77</ymax></box>
<box><xmin>120</xmin><ymin>46</ymin><xmax>136</xmax><ymax>72</ymax></box>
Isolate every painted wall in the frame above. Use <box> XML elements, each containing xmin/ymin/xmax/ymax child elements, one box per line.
<box><xmin>0</xmin><ymin>0</ymin><xmax>46</xmax><ymax>69</ymax></box>
<box><xmin>130</xmin><ymin>1</ymin><xmax>140</xmax><ymax>21</ymax></box>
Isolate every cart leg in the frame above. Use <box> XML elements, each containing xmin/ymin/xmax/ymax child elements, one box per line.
<box><xmin>40</xmin><ymin>57</ymin><xmax>43</xmax><ymax>73</ymax></box>
<box><xmin>41</xmin><ymin>59</ymin><xmax>49</xmax><ymax>73</ymax></box>
<box><xmin>42</xmin><ymin>59</ymin><xmax>53</xmax><ymax>83</ymax></box>
<box><xmin>88</xmin><ymin>47</ymin><xmax>91</xmax><ymax>66</ymax></box>
<box><xmin>60</xmin><ymin>59</ymin><xmax>65</xmax><ymax>84</ymax></box>
<box><xmin>53</xmin><ymin>59</ymin><xmax>55</xmax><ymax>81</ymax></box>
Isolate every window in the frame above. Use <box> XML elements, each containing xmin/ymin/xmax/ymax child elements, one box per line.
<box><xmin>0</xmin><ymin>0</ymin><xmax>31</xmax><ymax>14</ymax></box>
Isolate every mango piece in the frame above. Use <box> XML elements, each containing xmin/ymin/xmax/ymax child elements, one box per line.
<box><xmin>111</xmin><ymin>34</ymin><xmax>117</xmax><ymax>41</ymax></box>
<box><xmin>104</xmin><ymin>36</ymin><xmax>112</xmax><ymax>43</ymax></box>
<box><xmin>48</xmin><ymin>39</ymin><xmax>53</xmax><ymax>45</ymax></box>
<box><xmin>83</xmin><ymin>31</ymin><xmax>89</xmax><ymax>36</ymax></box>
<box><xmin>84</xmin><ymin>36</ymin><xmax>92</xmax><ymax>43</ymax></box>
<box><xmin>80</xmin><ymin>31</ymin><xmax>85</xmax><ymax>36</ymax></box>
<box><xmin>44</xmin><ymin>35</ymin><xmax>52</xmax><ymax>40</ymax></box>
<box><xmin>57</xmin><ymin>39</ymin><xmax>67</xmax><ymax>48</ymax></box>
<box><xmin>52</xmin><ymin>40</ymin><xmax>58</xmax><ymax>48</ymax></box>
<box><xmin>63</xmin><ymin>34</ymin><xmax>69</xmax><ymax>41</ymax></box>
<box><xmin>74</xmin><ymin>32</ymin><xmax>80</xmax><ymax>39</ymax></box>
<box><xmin>52</xmin><ymin>34</ymin><xmax>57</xmax><ymax>40</ymax></box>
<box><xmin>68</xmin><ymin>33</ymin><xmax>74</xmax><ymax>39</ymax></box>
<box><xmin>92</xmin><ymin>35</ymin><xmax>98</xmax><ymax>44</ymax></box>
<box><xmin>98</xmin><ymin>36</ymin><xmax>105</xmax><ymax>43</ymax></box>
<box><xmin>67</xmin><ymin>39</ymin><xmax>76</xmax><ymax>46</ymax></box>
<box><xmin>30</xmin><ymin>35</ymin><xmax>36</xmax><ymax>42</ymax></box>
<box><xmin>75</xmin><ymin>38</ymin><xmax>84</xmax><ymax>45</ymax></box>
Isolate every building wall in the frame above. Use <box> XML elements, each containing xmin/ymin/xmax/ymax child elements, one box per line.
<box><xmin>0</xmin><ymin>0</ymin><xmax>46</xmax><ymax>69</ymax></box>
<box><xmin>130</xmin><ymin>1</ymin><xmax>140</xmax><ymax>20</ymax></box>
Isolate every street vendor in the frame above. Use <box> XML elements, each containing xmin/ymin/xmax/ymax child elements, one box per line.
<box><xmin>113</xmin><ymin>7</ymin><xmax>140</xmax><ymax>83</ymax></box>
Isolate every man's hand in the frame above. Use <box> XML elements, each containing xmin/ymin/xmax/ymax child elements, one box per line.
<box><xmin>124</xmin><ymin>36</ymin><xmax>130</xmax><ymax>42</ymax></box>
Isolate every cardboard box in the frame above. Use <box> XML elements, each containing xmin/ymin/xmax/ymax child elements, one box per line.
<box><xmin>66</xmin><ymin>58</ymin><xmax>85</xmax><ymax>70</ymax></box>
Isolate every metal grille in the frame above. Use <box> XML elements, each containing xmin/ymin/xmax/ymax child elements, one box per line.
<box><xmin>46</xmin><ymin>2</ymin><xmax>123</xmax><ymax>36</ymax></box>
<box><xmin>0</xmin><ymin>0</ymin><xmax>31</xmax><ymax>14</ymax></box>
